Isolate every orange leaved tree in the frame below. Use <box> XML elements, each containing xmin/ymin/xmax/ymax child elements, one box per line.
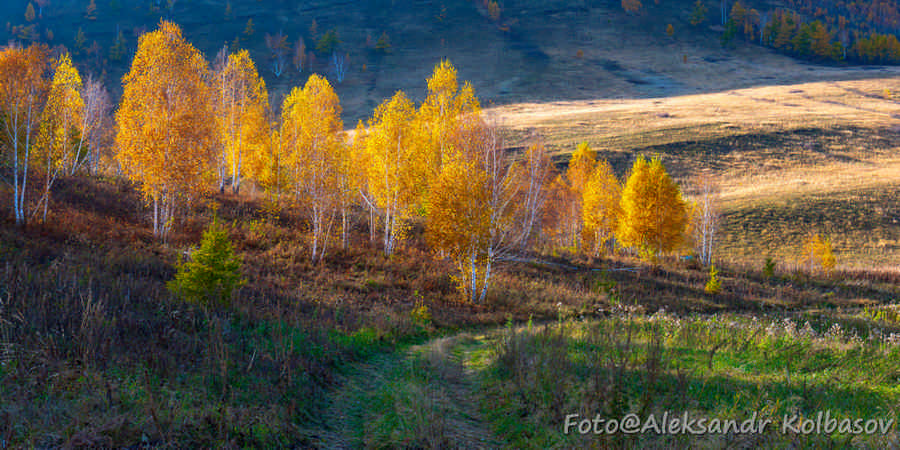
<box><xmin>115</xmin><ymin>21</ymin><xmax>218</xmax><ymax>240</ymax></box>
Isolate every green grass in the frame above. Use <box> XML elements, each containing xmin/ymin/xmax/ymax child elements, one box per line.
<box><xmin>318</xmin><ymin>334</ymin><xmax>500</xmax><ymax>448</ymax></box>
<box><xmin>475</xmin><ymin>313</ymin><xmax>900</xmax><ymax>448</ymax></box>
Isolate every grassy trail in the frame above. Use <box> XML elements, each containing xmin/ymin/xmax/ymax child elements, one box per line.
<box><xmin>314</xmin><ymin>332</ymin><xmax>503</xmax><ymax>449</ymax></box>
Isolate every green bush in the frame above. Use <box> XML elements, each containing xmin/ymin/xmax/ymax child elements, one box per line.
<box><xmin>168</xmin><ymin>217</ymin><xmax>244</xmax><ymax>309</ymax></box>
<box><xmin>704</xmin><ymin>264</ymin><xmax>721</xmax><ymax>294</ymax></box>
<box><xmin>763</xmin><ymin>257</ymin><xmax>776</xmax><ymax>278</ymax></box>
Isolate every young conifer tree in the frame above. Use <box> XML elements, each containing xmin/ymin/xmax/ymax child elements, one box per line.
<box><xmin>169</xmin><ymin>216</ymin><xmax>244</xmax><ymax>309</ymax></box>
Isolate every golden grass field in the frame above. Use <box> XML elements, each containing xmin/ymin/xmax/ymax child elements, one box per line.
<box><xmin>490</xmin><ymin>75</ymin><xmax>900</xmax><ymax>269</ymax></box>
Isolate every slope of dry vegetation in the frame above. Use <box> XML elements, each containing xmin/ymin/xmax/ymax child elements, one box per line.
<box><xmin>4</xmin><ymin>0</ymin><xmax>899</xmax><ymax>123</ymax></box>
<box><xmin>2</xmin><ymin>172</ymin><xmax>898</xmax><ymax>446</ymax></box>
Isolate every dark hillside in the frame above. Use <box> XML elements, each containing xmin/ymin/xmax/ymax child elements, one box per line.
<box><xmin>2</xmin><ymin>0</ymin><xmax>898</xmax><ymax>122</ymax></box>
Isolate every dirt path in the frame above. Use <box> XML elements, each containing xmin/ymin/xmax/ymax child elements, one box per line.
<box><xmin>313</xmin><ymin>332</ymin><xmax>503</xmax><ymax>449</ymax></box>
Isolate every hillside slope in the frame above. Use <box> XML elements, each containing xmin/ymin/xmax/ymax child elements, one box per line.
<box><xmin>3</xmin><ymin>0</ymin><xmax>898</xmax><ymax>122</ymax></box>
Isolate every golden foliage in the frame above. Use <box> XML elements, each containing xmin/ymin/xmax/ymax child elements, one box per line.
<box><xmin>428</xmin><ymin>150</ymin><xmax>491</xmax><ymax>300</ymax></box>
<box><xmin>581</xmin><ymin>158</ymin><xmax>621</xmax><ymax>256</ymax></box>
<box><xmin>214</xmin><ymin>49</ymin><xmax>270</xmax><ymax>194</ymax></box>
<box><xmin>34</xmin><ymin>53</ymin><xmax>84</xmax><ymax>220</ymax></box>
<box><xmin>546</xmin><ymin>141</ymin><xmax>596</xmax><ymax>252</ymax></box>
<box><xmin>36</xmin><ymin>53</ymin><xmax>83</xmax><ymax>174</ymax></box>
<box><xmin>115</xmin><ymin>21</ymin><xmax>218</xmax><ymax>239</ymax></box>
<box><xmin>617</xmin><ymin>155</ymin><xmax>687</xmax><ymax>261</ymax></box>
<box><xmin>428</xmin><ymin>116</ymin><xmax>516</xmax><ymax>303</ymax></box>
<box><xmin>419</xmin><ymin>59</ymin><xmax>480</xmax><ymax>186</ymax></box>
<box><xmin>364</xmin><ymin>90</ymin><xmax>425</xmax><ymax>254</ymax></box>
<box><xmin>279</xmin><ymin>74</ymin><xmax>345</xmax><ymax>261</ymax></box>
<box><xmin>802</xmin><ymin>233</ymin><xmax>836</xmax><ymax>275</ymax></box>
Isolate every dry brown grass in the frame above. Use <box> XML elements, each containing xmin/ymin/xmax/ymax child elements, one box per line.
<box><xmin>491</xmin><ymin>76</ymin><xmax>900</xmax><ymax>269</ymax></box>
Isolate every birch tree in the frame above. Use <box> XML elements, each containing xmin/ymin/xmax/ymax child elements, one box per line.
<box><xmin>560</xmin><ymin>141</ymin><xmax>596</xmax><ymax>250</ymax></box>
<box><xmin>510</xmin><ymin>141</ymin><xmax>553</xmax><ymax>250</ymax></box>
<box><xmin>418</xmin><ymin>59</ymin><xmax>479</xmax><ymax>191</ymax></box>
<box><xmin>82</xmin><ymin>74</ymin><xmax>112</xmax><ymax>176</ymax></box>
<box><xmin>214</xmin><ymin>48</ymin><xmax>269</xmax><ymax>194</ymax></box>
<box><xmin>280</xmin><ymin>74</ymin><xmax>344</xmax><ymax>262</ymax></box>
<box><xmin>34</xmin><ymin>52</ymin><xmax>84</xmax><ymax>222</ymax></box>
<box><xmin>115</xmin><ymin>21</ymin><xmax>218</xmax><ymax>240</ymax></box>
<box><xmin>0</xmin><ymin>43</ymin><xmax>49</xmax><ymax>226</ymax></box>
<box><xmin>688</xmin><ymin>172</ymin><xmax>720</xmax><ymax>266</ymax></box>
<box><xmin>428</xmin><ymin>115</ymin><xmax>519</xmax><ymax>303</ymax></box>
<box><xmin>362</xmin><ymin>90</ymin><xmax>425</xmax><ymax>255</ymax></box>
<box><xmin>350</xmin><ymin>120</ymin><xmax>378</xmax><ymax>243</ymax></box>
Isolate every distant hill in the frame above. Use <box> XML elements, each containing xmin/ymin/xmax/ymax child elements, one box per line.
<box><xmin>2</xmin><ymin>0</ymin><xmax>898</xmax><ymax>122</ymax></box>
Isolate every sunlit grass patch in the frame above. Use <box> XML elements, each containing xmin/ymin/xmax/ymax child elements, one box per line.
<box><xmin>476</xmin><ymin>312</ymin><xmax>900</xmax><ymax>448</ymax></box>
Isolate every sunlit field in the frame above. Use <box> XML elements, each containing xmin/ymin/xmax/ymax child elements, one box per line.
<box><xmin>494</xmin><ymin>77</ymin><xmax>900</xmax><ymax>269</ymax></box>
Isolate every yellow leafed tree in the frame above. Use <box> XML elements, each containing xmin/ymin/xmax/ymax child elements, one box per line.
<box><xmin>558</xmin><ymin>141</ymin><xmax>596</xmax><ymax>251</ymax></box>
<box><xmin>213</xmin><ymin>48</ymin><xmax>270</xmax><ymax>194</ymax></box>
<box><xmin>34</xmin><ymin>52</ymin><xmax>84</xmax><ymax>222</ymax></box>
<box><xmin>247</xmin><ymin>126</ymin><xmax>288</xmax><ymax>206</ymax></box>
<box><xmin>363</xmin><ymin>90</ymin><xmax>426</xmax><ymax>255</ymax></box>
<box><xmin>581</xmin><ymin>158</ymin><xmax>621</xmax><ymax>256</ymax></box>
<box><xmin>617</xmin><ymin>155</ymin><xmax>687</xmax><ymax>261</ymax></box>
<box><xmin>428</xmin><ymin>116</ymin><xmax>518</xmax><ymax>303</ymax></box>
<box><xmin>0</xmin><ymin>43</ymin><xmax>49</xmax><ymax>226</ymax></box>
<box><xmin>802</xmin><ymin>233</ymin><xmax>836</xmax><ymax>275</ymax></box>
<box><xmin>541</xmin><ymin>172</ymin><xmax>574</xmax><ymax>253</ymax></box>
<box><xmin>280</xmin><ymin>74</ymin><xmax>344</xmax><ymax>262</ymax></box>
<box><xmin>350</xmin><ymin>120</ymin><xmax>378</xmax><ymax>242</ymax></box>
<box><xmin>336</xmin><ymin>120</ymin><xmax>368</xmax><ymax>249</ymax></box>
<box><xmin>115</xmin><ymin>21</ymin><xmax>219</xmax><ymax>240</ymax></box>
<box><xmin>622</xmin><ymin>0</ymin><xmax>643</xmax><ymax>14</ymax></box>
<box><xmin>417</xmin><ymin>59</ymin><xmax>479</xmax><ymax>206</ymax></box>
<box><xmin>429</xmin><ymin>151</ymin><xmax>490</xmax><ymax>302</ymax></box>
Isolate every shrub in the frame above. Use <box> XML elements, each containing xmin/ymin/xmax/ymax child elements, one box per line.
<box><xmin>410</xmin><ymin>297</ymin><xmax>432</xmax><ymax>328</ymax></box>
<box><xmin>704</xmin><ymin>264</ymin><xmax>721</xmax><ymax>294</ymax></box>
<box><xmin>168</xmin><ymin>217</ymin><xmax>245</xmax><ymax>309</ymax></box>
<box><xmin>763</xmin><ymin>257</ymin><xmax>776</xmax><ymax>278</ymax></box>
